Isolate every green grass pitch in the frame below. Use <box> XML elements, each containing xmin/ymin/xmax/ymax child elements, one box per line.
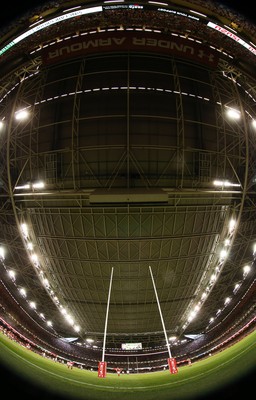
<box><xmin>0</xmin><ymin>329</ymin><xmax>255</xmax><ymax>400</ymax></box>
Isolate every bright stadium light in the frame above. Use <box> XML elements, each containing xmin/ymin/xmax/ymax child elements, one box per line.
<box><xmin>8</xmin><ymin>270</ymin><xmax>16</xmax><ymax>280</ymax></box>
<box><xmin>20</xmin><ymin>223</ymin><xmax>29</xmax><ymax>238</ymax></box>
<box><xmin>0</xmin><ymin>246</ymin><xmax>5</xmax><ymax>259</ymax></box>
<box><xmin>29</xmin><ymin>301</ymin><xmax>36</xmax><ymax>309</ymax></box>
<box><xmin>243</xmin><ymin>264</ymin><xmax>251</xmax><ymax>277</ymax></box>
<box><xmin>253</xmin><ymin>243</ymin><xmax>256</xmax><ymax>256</ymax></box>
<box><xmin>42</xmin><ymin>278</ymin><xmax>50</xmax><ymax>288</ymax></box>
<box><xmin>65</xmin><ymin>314</ymin><xmax>74</xmax><ymax>325</ymax></box>
<box><xmin>31</xmin><ymin>253</ymin><xmax>39</xmax><ymax>264</ymax></box>
<box><xmin>213</xmin><ymin>179</ymin><xmax>240</xmax><ymax>187</ymax></box>
<box><xmin>233</xmin><ymin>283</ymin><xmax>241</xmax><ymax>294</ymax></box>
<box><xmin>219</xmin><ymin>249</ymin><xmax>228</xmax><ymax>261</ymax></box>
<box><xmin>15</xmin><ymin>109</ymin><xmax>29</xmax><ymax>120</ymax></box>
<box><xmin>226</xmin><ymin>108</ymin><xmax>241</xmax><ymax>120</ymax></box>
<box><xmin>27</xmin><ymin>242</ymin><xmax>33</xmax><ymax>250</ymax></box>
<box><xmin>19</xmin><ymin>288</ymin><xmax>26</xmax><ymax>297</ymax></box>
<box><xmin>74</xmin><ymin>325</ymin><xmax>81</xmax><ymax>332</ymax></box>
<box><xmin>229</xmin><ymin>219</ymin><xmax>236</xmax><ymax>232</ymax></box>
<box><xmin>15</xmin><ymin>183</ymin><xmax>31</xmax><ymax>190</ymax></box>
<box><xmin>32</xmin><ymin>181</ymin><xmax>45</xmax><ymax>189</ymax></box>
<box><xmin>224</xmin><ymin>297</ymin><xmax>231</xmax><ymax>305</ymax></box>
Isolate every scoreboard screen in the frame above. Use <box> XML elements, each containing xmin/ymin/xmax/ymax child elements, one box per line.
<box><xmin>121</xmin><ymin>343</ymin><xmax>142</xmax><ymax>350</ymax></box>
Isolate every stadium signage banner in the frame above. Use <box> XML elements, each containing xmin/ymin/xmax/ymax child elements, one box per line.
<box><xmin>207</xmin><ymin>21</ymin><xmax>256</xmax><ymax>56</ymax></box>
<box><xmin>41</xmin><ymin>31</ymin><xmax>219</xmax><ymax>68</ymax></box>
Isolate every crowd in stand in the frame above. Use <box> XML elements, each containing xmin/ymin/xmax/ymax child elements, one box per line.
<box><xmin>0</xmin><ymin>1</ymin><xmax>255</xmax><ymax>68</ymax></box>
<box><xmin>1</xmin><ymin>282</ymin><xmax>255</xmax><ymax>372</ymax></box>
<box><xmin>0</xmin><ymin>0</ymin><xmax>255</xmax><ymax>41</ymax></box>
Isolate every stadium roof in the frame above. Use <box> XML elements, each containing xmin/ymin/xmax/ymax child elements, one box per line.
<box><xmin>0</xmin><ymin>0</ymin><xmax>255</xmax><ymax>349</ymax></box>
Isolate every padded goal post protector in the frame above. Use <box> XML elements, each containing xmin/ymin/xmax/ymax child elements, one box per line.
<box><xmin>168</xmin><ymin>357</ymin><xmax>178</xmax><ymax>374</ymax></box>
<box><xmin>98</xmin><ymin>361</ymin><xmax>107</xmax><ymax>378</ymax></box>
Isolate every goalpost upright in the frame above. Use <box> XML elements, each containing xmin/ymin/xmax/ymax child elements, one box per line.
<box><xmin>98</xmin><ymin>266</ymin><xmax>114</xmax><ymax>378</ymax></box>
<box><xmin>149</xmin><ymin>265</ymin><xmax>178</xmax><ymax>374</ymax></box>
